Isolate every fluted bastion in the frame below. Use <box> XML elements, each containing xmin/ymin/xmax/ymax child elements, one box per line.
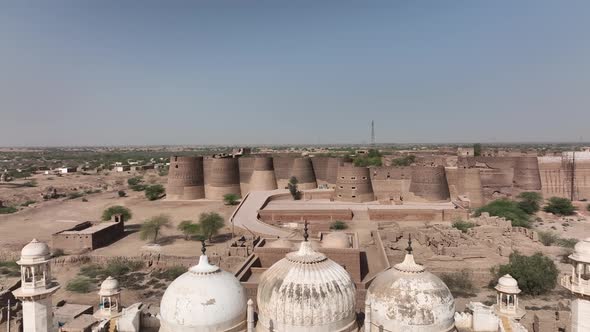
<box><xmin>409</xmin><ymin>166</ymin><xmax>451</xmax><ymax>201</ymax></box>
<box><xmin>335</xmin><ymin>163</ymin><xmax>374</xmax><ymax>202</ymax></box>
<box><xmin>273</xmin><ymin>157</ymin><xmax>295</xmax><ymax>189</ymax></box>
<box><xmin>249</xmin><ymin>156</ymin><xmax>278</xmax><ymax>192</ymax></box>
<box><xmin>238</xmin><ymin>157</ymin><xmax>255</xmax><ymax>195</ymax></box>
<box><xmin>513</xmin><ymin>156</ymin><xmax>542</xmax><ymax>192</ymax></box>
<box><xmin>290</xmin><ymin>157</ymin><xmax>317</xmax><ymax>190</ymax></box>
<box><xmin>311</xmin><ymin>157</ymin><xmax>347</xmax><ymax>188</ymax></box>
<box><xmin>167</xmin><ymin>156</ymin><xmax>205</xmax><ymax>200</ymax></box>
<box><xmin>203</xmin><ymin>157</ymin><xmax>241</xmax><ymax>200</ymax></box>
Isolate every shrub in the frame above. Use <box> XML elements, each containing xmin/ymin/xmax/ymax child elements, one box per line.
<box><xmin>543</xmin><ymin>197</ymin><xmax>576</xmax><ymax>216</ymax></box>
<box><xmin>67</xmin><ymin>191</ymin><xmax>85</xmax><ymax>200</ymax></box>
<box><xmin>475</xmin><ymin>199</ymin><xmax>530</xmax><ymax>228</ymax></box>
<box><xmin>223</xmin><ymin>193</ymin><xmax>240</xmax><ymax>206</ymax></box>
<box><xmin>391</xmin><ymin>154</ymin><xmax>416</xmax><ymax>167</ymax></box>
<box><xmin>0</xmin><ymin>261</ymin><xmax>20</xmax><ymax>277</ymax></box>
<box><xmin>52</xmin><ymin>248</ymin><xmax>66</xmax><ymax>257</ymax></box>
<box><xmin>440</xmin><ymin>269</ymin><xmax>476</xmax><ymax>298</ymax></box>
<box><xmin>330</xmin><ymin>221</ymin><xmax>348</xmax><ymax>230</ymax></box>
<box><xmin>354</xmin><ymin>149</ymin><xmax>384</xmax><ymax>167</ymax></box>
<box><xmin>105</xmin><ymin>258</ymin><xmax>144</xmax><ymax>277</ymax></box>
<box><xmin>288</xmin><ymin>176</ymin><xmax>301</xmax><ymax>200</ymax></box>
<box><xmin>557</xmin><ymin>237</ymin><xmax>579</xmax><ymax>249</ymax></box>
<box><xmin>198</xmin><ymin>212</ymin><xmax>225</xmax><ymax>242</ymax></box>
<box><xmin>0</xmin><ymin>206</ymin><xmax>18</xmax><ymax>214</ymax></box>
<box><xmin>152</xmin><ymin>266</ymin><xmax>187</xmax><ymax>281</ymax></box>
<box><xmin>537</xmin><ymin>231</ymin><xmax>559</xmax><ymax>246</ymax></box>
<box><xmin>491</xmin><ymin>252</ymin><xmax>558</xmax><ymax>296</ymax></box>
<box><xmin>118</xmin><ymin>190</ymin><xmax>127</xmax><ymax>197</ymax></box>
<box><xmin>66</xmin><ymin>276</ymin><xmax>94</xmax><ymax>293</ymax></box>
<box><xmin>20</xmin><ymin>200</ymin><xmax>36</xmax><ymax>207</ymax></box>
<box><xmin>127</xmin><ymin>176</ymin><xmax>143</xmax><ymax>186</ymax></box>
<box><xmin>101</xmin><ymin>205</ymin><xmax>132</xmax><ymax>221</ymax></box>
<box><xmin>23</xmin><ymin>180</ymin><xmax>37</xmax><ymax>187</ymax></box>
<box><xmin>145</xmin><ymin>184</ymin><xmax>165</xmax><ymax>201</ymax></box>
<box><xmin>452</xmin><ymin>220</ymin><xmax>476</xmax><ymax>233</ymax></box>
<box><xmin>79</xmin><ymin>264</ymin><xmax>104</xmax><ymax>279</ymax></box>
<box><xmin>517</xmin><ymin>192</ymin><xmax>543</xmax><ymax>215</ymax></box>
<box><xmin>140</xmin><ymin>214</ymin><xmax>171</xmax><ymax>243</ymax></box>
<box><xmin>130</xmin><ymin>184</ymin><xmax>146</xmax><ymax>191</ymax></box>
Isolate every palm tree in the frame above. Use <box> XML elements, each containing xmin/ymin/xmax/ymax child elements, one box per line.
<box><xmin>140</xmin><ymin>214</ymin><xmax>172</xmax><ymax>243</ymax></box>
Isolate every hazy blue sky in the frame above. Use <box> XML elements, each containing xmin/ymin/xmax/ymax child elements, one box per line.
<box><xmin>1</xmin><ymin>1</ymin><xmax>589</xmax><ymax>146</ymax></box>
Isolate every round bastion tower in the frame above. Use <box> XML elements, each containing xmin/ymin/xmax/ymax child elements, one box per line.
<box><xmin>167</xmin><ymin>156</ymin><xmax>205</xmax><ymax>200</ymax></box>
<box><xmin>335</xmin><ymin>162</ymin><xmax>374</xmax><ymax>202</ymax></box>
<box><xmin>203</xmin><ymin>156</ymin><xmax>241</xmax><ymax>200</ymax></box>
<box><xmin>249</xmin><ymin>156</ymin><xmax>278</xmax><ymax>192</ymax></box>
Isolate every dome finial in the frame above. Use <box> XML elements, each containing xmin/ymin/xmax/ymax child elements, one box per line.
<box><xmin>406</xmin><ymin>234</ymin><xmax>413</xmax><ymax>255</ymax></box>
<box><xmin>201</xmin><ymin>239</ymin><xmax>206</xmax><ymax>256</ymax></box>
<box><xmin>303</xmin><ymin>220</ymin><xmax>309</xmax><ymax>242</ymax></box>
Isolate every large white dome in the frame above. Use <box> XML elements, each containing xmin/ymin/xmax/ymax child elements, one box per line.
<box><xmin>159</xmin><ymin>255</ymin><xmax>247</xmax><ymax>332</ymax></box>
<box><xmin>366</xmin><ymin>253</ymin><xmax>455</xmax><ymax>332</ymax></box>
<box><xmin>256</xmin><ymin>240</ymin><xmax>357</xmax><ymax>332</ymax></box>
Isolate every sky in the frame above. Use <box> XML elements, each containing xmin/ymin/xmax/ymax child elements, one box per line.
<box><xmin>1</xmin><ymin>1</ymin><xmax>589</xmax><ymax>146</ymax></box>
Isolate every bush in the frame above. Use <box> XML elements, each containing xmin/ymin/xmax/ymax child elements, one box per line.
<box><xmin>118</xmin><ymin>190</ymin><xmax>127</xmax><ymax>197</ymax></box>
<box><xmin>223</xmin><ymin>193</ymin><xmax>240</xmax><ymax>206</ymax></box>
<box><xmin>127</xmin><ymin>176</ymin><xmax>143</xmax><ymax>186</ymax></box>
<box><xmin>23</xmin><ymin>180</ymin><xmax>37</xmax><ymax>187</ymax></box>
<box><xmin>354</xmin><ymin>149</ymin><xmax>384</xmax><ymax>167</ymax></box>
<box><xmin>52</xmin><ymin>248</ymin><xmax>66</xmax><ymax>257</ymax></box>
<box><xmin>105</xmin><ymin>258</ymin><xmax>144</xmax><ymax>277</ymax></box>
<box><xmin>517</xmin><ymin>192</ymin><xmax>543</xmax><ymax>215</ymax></box>
<box><xmin>130</xmin><ymin>184</ymin><xmax>146</xmax><ymax>191</ymax></box>
<box><xmin>452</xmin><ymin>220</ymin><xmax>476</xmax><ymax>233</ymax></box>
<box><xmin>198</xmin><ymin>212</ymin><xmax>225</xmax><ymax>242</ymax></box>
<box><xmin>66</xmin><ymin>276</ymin><xmax>94</xmax><ymax>293</ymax></box>
<box><xmin>145</xmin><ymin>184</ymin><xmax>165</xmax><ymax>201</ymax></box>
<box><xmin>0</xmin><ymin>206</ymin><xmax>18</xmax><ymax>214</ymax></box>
<box><xmin>68</xmin><ymin>191</ymin><xmax>85</xmax><ymax>200</ymax></box>
<box><xmin>101</xmin><ymin>205</ymin><xmax>132</xmax><ymax>221</ymax></box>
<box><xmin>152</xmin><ymin>266</ymin><xmax>187</xmax><ymax>281</ymax></box>
<box><xmin>288</xmin><ymin>176</ymin><xmax>301</xmax><ymax>200</ymax></box>
<box><xmin>537</xmin><ymin>231</ymin><xmax>559</xmax><ymax>246</ymax></box>
<box><xmin>543</xmin><ymin>197</ymin><xmax>576</xmax><ymax>216</ymax></box>
<box><xmin>440</xmin><ymin>269</ymin><xmax>476</xmax><ymax>298</ymax></box>
<box><xmin>330</xmin><ymin>221</ymin><xmax>348</xmax><ymax>230</ymax></box>
<box><xmin>391</xmin><ymin>154</ymin><xmax>416</xmax><ymax>167</ymax></box>
<box><xmin>475</xmin><ymin>199</ymin><xmax>531</xmax><ymax>228</ymax></box>
<box><xmin>0</xmin><ymin>261</ymin><xmax>20</xmax><ymax>277</ymax></box>
<box><xmin>492</xmin><ymin>252</ymin><xmax>558</xmax><ymax>296</ymax></box>
<box><xmin>20</xmin><ymin>200</ymin><xmax>36</xmax><ymax>207</ymax></box>
<box><xmin>557</xmin><ymin>237</ymin><xmax>579</xmax><ymax>249</ymax></box>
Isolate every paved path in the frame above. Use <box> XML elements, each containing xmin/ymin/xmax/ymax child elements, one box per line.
<box><xmin>230</xmin><ymin>190</ymin><xmax>293</xmax><ymax>237</ymax></box>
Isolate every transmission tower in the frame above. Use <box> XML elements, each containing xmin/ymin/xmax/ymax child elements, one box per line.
<box><xmin>370</xmin><ymin>120</ymin><xmax>375</xmax><ymax>146</ymax></box>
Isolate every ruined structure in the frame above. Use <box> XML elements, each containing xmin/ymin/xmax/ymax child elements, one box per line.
<box><xmin>409</xmin><ymin>165</ymin><xmax>451</xmax><ymax>201</ymax></box>
<box><xmin>167</xmin><ymin>156</ymin><xmax>204</xmax><ymax>200</ymax></box>
<box><xmin>334</xmin><ymin>163</ymin><xmax>374</xmax><ymax>202</ymax></box>
<box><xmin>247</xmin><ymin>157</ymin><xmax>277</xmax><ymax>192</ymax></box>
<box><xmin>203</xmin><ymin>156</ymin><xmax>241</xmax><ymax>200</ymax></box>
<box><xmin>52</xmin><ymin>214</ymin><xmax>125</xmax><ymax>254</ymax></box>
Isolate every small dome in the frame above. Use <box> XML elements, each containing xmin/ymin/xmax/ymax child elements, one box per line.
<box><xmin>322</xmin><ymin>232</ymin><xmax>351</xmax><ymax>249</ymax></box>
<box><xmin>570</xmin><ymin>238</ymin><xmax>590</xmax><ymax>264</ymax></box>
<box><xmin>99</xmin><ymin>276</ymin><xmax>120</xmax><ymax>296</ymax></box>
<box><xmin>495</xmin><ymin>274</ymin><xmax>520</xmax><ymax>294</ymax></box>
<box><xmin>256</xmin><ymin>241</ymin><xmax>357</xmax><ymax>332</ymax></box>
<box><xmin>366</xmin><ymin>253</ymin><xmax>455</xmax><ymax>332</ymax></box>
<box><xmin>267</xmin><ymin>238</ymin><xmax>293</xmax><ymax>249</ymax></box>
<box><xmin>160</xmin><ymin>255</ymin><xmax>247</xmax><ymax>332</ymax></box>
<box><xmin>19</xmin><ymin>239</ymin><xmax>51</xmax><ymax>264</ymax></box>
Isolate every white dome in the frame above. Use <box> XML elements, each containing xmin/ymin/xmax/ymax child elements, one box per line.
<box><xmin>19</xmin><ymin>239</ymin><xmax>51</xmax><ymax>264</ymax></box>
<box><xmin>322</xmin><ymin>232</ymin><xmax>351</xmax><ymax>249</ymax></box>
<box><xmin>366</xmin><ymin>254</ymin><xmax>455</xmax><ymax>332</ymax></box>
<box><xmin>495</xmin><ymin>274</ymin><xmax>520</xmax><ymax>294</ymax></box>
<box><xmin>570</xmin><ymin>238</ymin><xmax>590</xmax><ymax>264</ymax></box>
<box><xmin>159</xmin><ymin>255</ymin><xmax>247</xmax><ymax>332</ymax></box>
<box><xmin>256</xmin><ymin>241</ymin><xmax>357</xmax><ymax>332</ymax></box>
<box><xmin>99</xmin><ymin>276</ymin><xmax>120</xmax><ymax>296</ymax></box>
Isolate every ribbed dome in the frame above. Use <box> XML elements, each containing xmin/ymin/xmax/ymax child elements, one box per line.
<box><xmin>256</xmin><ymin>241</ymin><xmax>357</xmax><ymax>332</ymax></box>
<box><xmin>570</xmin><ymin>237</ymin><xmax>590</xmax><ymax>264</ymax></box>
<box><xmin>99</xmin><ymin>276</ymin><xmax>120</xmax><ymax>296</ymax></box>
<box><xmin>19</xmin><ymin>239</ymin><xmax>51</xmax><ymax>264</ymax></box>
<box><xmin>160</xmin><ymin>255</ymin><xmax>247</xmax><ymax>332</ymax></box>
<box><xmin>495</xmin><ymin>274</ymin><xmax>520</xmax><ymax>294</ymax></box>
<box><xmin>366</xmin><ymin>254</ymin><xmax>456</xmax><ymax>332</ymax></box>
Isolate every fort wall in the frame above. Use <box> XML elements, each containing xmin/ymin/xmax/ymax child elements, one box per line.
<box><xmin>289</xmin><ymin>157</ymin><xmax>317</xmax><ymax>190</ymax></box>
<box><xmin>203</xmin><ymin>157</ymin><xmax>241</xmax><ymax>200</ymax></box>
<box><xmin>238</xmin><ymin>157</ymin><xmax>255</xmax><ymax>195</ymax></box>
<box><xmin>512</xmin><ymin>156</ymin><xmax>542</xmax><ymax>193</ymax></box>
<box><xmin>166</xmin><ymin>156</ymin><xmax>205</xmax><ymax>200</ymax></box>
<box><xmin>273</xmin><ymin>157</ymin><xmax>295</xmax><ymax>189</ymax></box>
<box><xmin>370</xmin><ymin>166</ymin><xmax>412</xmax><ymax>202</ymax></box>
<box><xmin>334</xmin><ymin>163</ymin><xmax>374</xmax><ymax>202</ymax></box>
<box><xmin>311</xmin><ymin>157</ymin><xmax>347</xmax><ymax>188</ymax></box>
<box><xmin>409</xmin><ymin>166</ymin><xmax>451</xmax><ymax>201</ymax></box>
<box><xmin>249</xmin><ymin>156</ymin><xmax>277</xmax><ymax>191</ymax></box>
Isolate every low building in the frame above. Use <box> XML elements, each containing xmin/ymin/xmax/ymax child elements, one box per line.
<box><xmin>52</xmin><ymin>214</ymin><xmax>126</xmax><ymax>254</ymax></box>
<box><xmin>58</xmin><ymin>167</ymin><xmax>77</xmax><ymax>174</ymax></box>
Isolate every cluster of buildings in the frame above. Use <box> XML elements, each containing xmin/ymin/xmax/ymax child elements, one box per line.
<box><xmin>8</xmin><ymin>233</ymin><xmax>590</xmax><ymax>331</ymax></box>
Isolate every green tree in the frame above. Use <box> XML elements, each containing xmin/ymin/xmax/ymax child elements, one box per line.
<box><xmin>517</xmin><ymin>192</ymin><xmax>543</xmax><ymax>215</ymax></box>
<box><xmin>492</xmin><ymin>252</ymin><xmax>558</xmax><ymax>296</ymax></box>
<box><xmin>140</xmin><ymin>214</ymin><xmax>171</xmax><ymax>243</ymax></box>
<box><xmin>178</xmin><ymin>220</ymin><xmax>200</xmax><ymax>240</ymax></box>
<box><xmin>101</xmin><ymin>205</ymin><xmax>132</xmax><ymax>222</ymax></box>
<box><xmin>354</xmin><ymin>149</ymin><xmax>384</xmax><ymax>167</ymax></box>
<box><xmin>145</xmin><ymin>184</ymin><xmax>165</xmax><ymax>201</ymax></box>
<box><xmin>473</xmin><ymin>143</ymin><xmax>482</xmax><ymax>157</ymax></box>
<box><xmin>288</xmin><ymin>176</ymin><xmax>301</xmax><ymax>200</ymax></box>
<box><xmin>330</xmin><ymin>220</ymin><xmax>348</xmax><ymax>230</ymax></box>
<box><xmin>452</xmin><ymin>220</ymin><xmax>476</xmax><ymax>233</ymax></box>
<box><xmin>543</xmin><ymin>197</ymin><xmax>576</xmax><ymax>216</ymax></box>
<box><xmin>127</xmin><ymin>176</ymin><xmax>143</xmax><ymax>186</ymax></box>
<box><xmin>223</xmin><ymin>193</ymin><xmax>240</xmax><ymax>206</ymax></box>
<box><xmin>391</xmin><ymin>154</ymin><xmax>416</xmax><ymax>167</ymax></box>
<box><xmin>198</xmin><ymin>212</ymin><xmax>225</xmax><ymax>242</ymax></box>
<box><xmin>475</xmin><ymin>199</ymin><xmax>531</xmax><ymax>228</ymax></box>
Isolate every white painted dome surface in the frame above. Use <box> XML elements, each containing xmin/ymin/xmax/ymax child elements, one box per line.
<box><xmin>99</xmin><ymin>276</ymin><xmax>120</xmax><ymax>296</ymax></box>
<box><xmin>570</xmin><ymin>238</ymin><xmax>590</xmax><ymax>263</ymax></box>
<box><xmin>321</xmin><ymin>232</ymin><xmax>351</xmax><ymax>249</ymax></box>
<box><xmin>19</xmin><ymin>239</ymin><xmax>51</xmax><ymax>264</ymax></box>
<box><xmin>256</xmin><ymin>241</ymin><xmax>357</xmax><ymax>332</ymax></box>
<box><xmin>366</xmin><ymin>254</ymin><xmax>456</xmax><ymax>332</ymax></box>
<box><xmin>159</xmin><ymin>255</ymin><xmax>247</xmax><ymax>332</ymax></box>
<box><xmin>495</xmin><ymin>274</ymin><xmax>520</xmax><ymax>294</ymax></box>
